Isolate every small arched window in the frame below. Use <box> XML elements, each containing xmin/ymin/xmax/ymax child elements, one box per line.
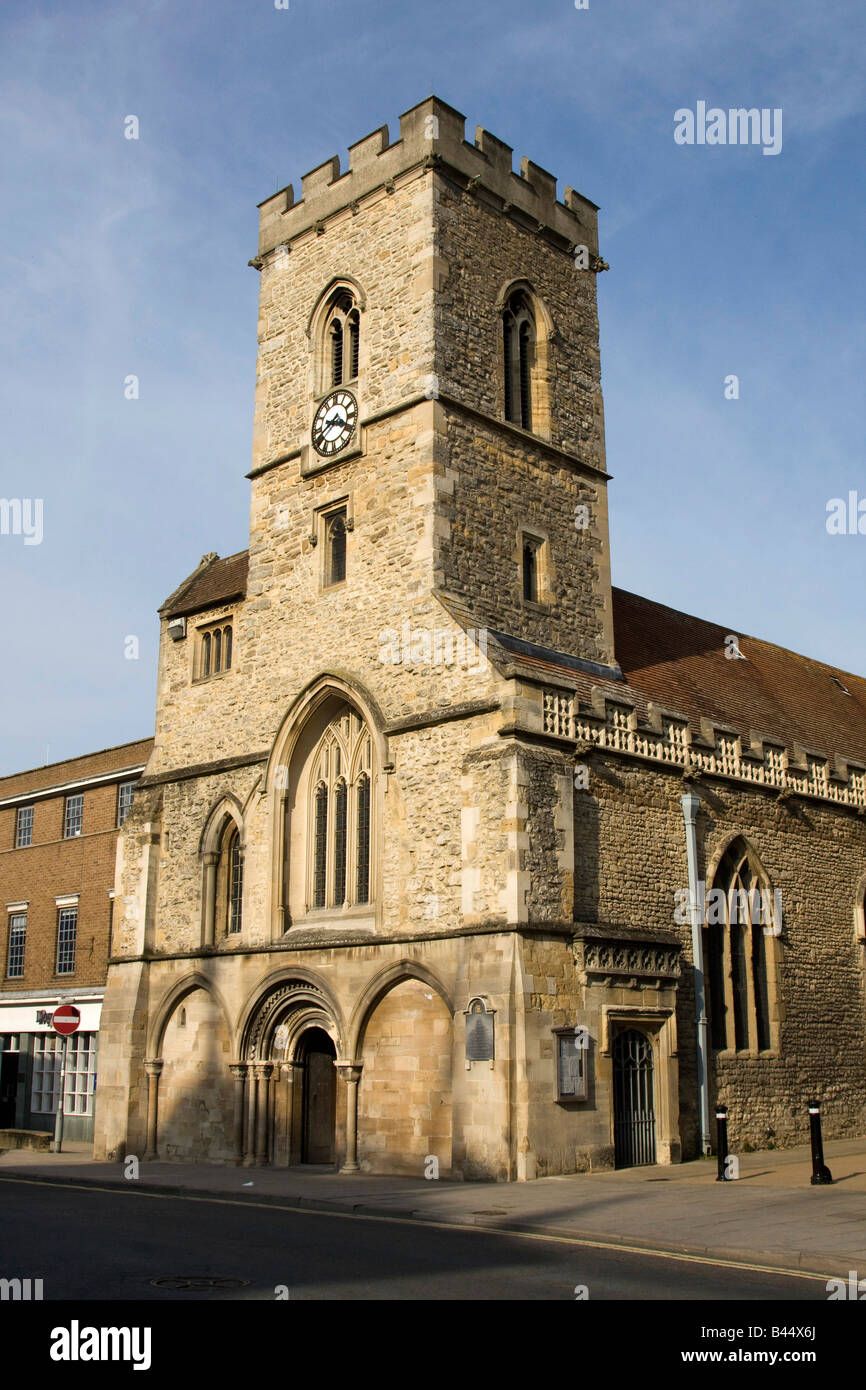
<box><xmin>202</xmin><ymin>632</ymin><xmax>211</xmax><ymax>677</ymax></box>
<box><xmin>325</xmin><ymin>511</ymin><xmax>347</xmax><ymax>587</ymax></box>
<box><xmin>503</xmin><ymin>291</ymin><xmax>536</xmax><ymax>430</ymax></box>
<box><xmin>324</xmin><ymin>291</ymin><xmax>360</xmax><ymax>389</ymax></box>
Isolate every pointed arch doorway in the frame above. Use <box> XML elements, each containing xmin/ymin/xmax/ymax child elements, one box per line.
<box><xmin>297</xmin><ymin>1027</ymin><xmax>337</xmax><ymax>1164</ymax></box>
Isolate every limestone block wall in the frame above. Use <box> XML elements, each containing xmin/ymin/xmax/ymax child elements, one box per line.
<box><xmin>359</xmin><ymin>978</ymin><xmax>452</xmax><ymax>1175</ymax></box>
<box><xmin>432</xmin><ymin>166</ymin><xmax>605</xmax><ymax>467</ymax></box>
<box><xmin>253</xmin><ymin>172</ymin><xmax>434</xmax><ymax>467</ymax></box>
<box><xmin>435</xmin><ymin>410</ymin><xmax>612</xmax><ymax>665</ymax></box>
<box><xmin>158</xmin><ymin>987</ymin><xmax>235</xmax><ymax>1163</ymax></box>
<box><xmin>96</xmin><ymin>930</ymin><xmax>522</xmax><ymax>1179</ymax></box>
<box><xmin>575</xmin><ymin>754</ymin><xmax>866</xmax><ymax>1154</ymax></box>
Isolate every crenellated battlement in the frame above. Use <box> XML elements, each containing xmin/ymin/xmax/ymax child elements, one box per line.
<box><xmin>256</xmin><ymin>95</ymin><xmax>599</xmax><ymax>258</ymax></box>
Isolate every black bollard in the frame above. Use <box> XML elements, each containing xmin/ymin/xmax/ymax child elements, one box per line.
<box><xmin>716</xmin><ymin>1104</ymin><xmax>730</xmax><ymax>1181</ymax></box>
<box><xmin>808</xmin><ymin>1099</ymin><xmax>833</xmax><ymax>1185</ymax></box>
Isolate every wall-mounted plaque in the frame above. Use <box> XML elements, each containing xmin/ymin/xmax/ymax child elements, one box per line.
<box><xmin>465</xmin><ymin>998</ymin><xmax>495</xmax><ymax>1062</ymax></box>
<box><xmin>554</xmin><ymin>1026</ymin><xmax>589</xmax><ymax>1101</ymax></box>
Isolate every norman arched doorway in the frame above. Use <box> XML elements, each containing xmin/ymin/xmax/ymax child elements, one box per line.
<box><xmin>613</xmin><ymin>1028</ymin><xmax>656</xmax><ymax>1169</ymax></box>
<box><xmin>297</xmin><ymin>1027</ymin><xmax>337</xmax><ymax>1164</ymax></box>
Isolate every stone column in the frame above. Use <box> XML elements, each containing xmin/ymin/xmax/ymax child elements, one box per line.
<box><xmin>336</xmin><ymin>1063</ymin><xmax>363</xmax><ymax>1173</ymax></box>
<box><xmin>254</xmin><ymin>1062</ymin><xmax>274</xmax><ymax>1166</ymax></box>
<box><xmin>283</xmin><ymin>1061</ymin><xmax>303</xmax><ymax>1167</ymax></box>
<box><xmin>143</xmin><ymin>1059</ymin><xmax>164</xmax><ymax>1161</ymax></box>
<box><xmin>229</xmin><ymin>1063</ymin><xmax>248</xmax><ymax>1166</ymax></box>
<box><xmin>202</xmin><ymin>851</ymin><xmax>220</xmax><ymax>947</ymax></box>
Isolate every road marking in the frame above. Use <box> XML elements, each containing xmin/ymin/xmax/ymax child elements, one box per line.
<box><xmin>0</xmin><ymin>1174</ymin><xmax>833</xmax><ymax>1283</ymax></box>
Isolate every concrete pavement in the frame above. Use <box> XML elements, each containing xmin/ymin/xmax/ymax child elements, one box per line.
<box><xmin>2</xmin><ymin>1135</ymin><xmax>865</xmax><ymax>1278</ymax></box>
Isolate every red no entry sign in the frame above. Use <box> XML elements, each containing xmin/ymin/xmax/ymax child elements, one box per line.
<box><xmin>52</xmin><ymin>1004</ymin><xmax>80</xmax><ymax>1035</ymax></box>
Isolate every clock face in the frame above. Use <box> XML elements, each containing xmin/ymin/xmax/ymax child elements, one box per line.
<box><xmin>312</xmin><ymin>390</ymin><xmax>358</xmax><ymax>457</ymax></box>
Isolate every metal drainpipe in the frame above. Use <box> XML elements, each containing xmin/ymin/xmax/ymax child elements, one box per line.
<box><xmin>681</xmin><ymin>793</ymin><xmax>712</xmax><ymax>1156</ymax></box>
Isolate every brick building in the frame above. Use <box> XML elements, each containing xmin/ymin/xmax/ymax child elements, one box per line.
<box><xmin>0</xmin><ymin>738</ymin><xmax>152</xmax><ymax>1142</ymax></box>
<box><xmin>89</xmin><ymin>97</ymin><xmax>866</xmax><ymax>1177</ymax></box>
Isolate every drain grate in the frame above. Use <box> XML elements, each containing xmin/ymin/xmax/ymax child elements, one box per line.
<box><xmin>151</xmin><ymin>1276</ymin><xmax>251</xmax><ymax>1292</ymax></box>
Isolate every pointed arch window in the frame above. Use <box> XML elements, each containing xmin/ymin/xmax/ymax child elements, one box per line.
<box><xmin>306</xmin><ymin>708</ymin><xmax>373</xmax><ymax>912</ymax></box>
<box><xmin>323</xmin><ymin>290</ymin><xmax>360</xmax><ymax>390</ymax></box>
<box><xmin>503</xmin><ymin>291</ymin><xmax>536</xmax><ymax>430</ymax></box>
<box><xmin>227</xmin><ymin>828</ymin><xmax>243</xmax><ymax>934</ymax></box>
<box><xmin>703</xmin><ymin>840</ymin><xmax>775</xmax><ymax>1054</ymax></box>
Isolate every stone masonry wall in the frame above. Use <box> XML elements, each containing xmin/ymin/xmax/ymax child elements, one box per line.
<box><xmin>574</xmin><ymin>753</ymin><xmax>866</xmax><ymax>1155</ymax></box>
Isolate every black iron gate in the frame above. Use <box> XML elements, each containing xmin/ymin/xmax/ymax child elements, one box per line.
<box><xmin>613</xmin><ymin>1028</ymin><xmax>656</xmax><ymax>1168</ymax></box>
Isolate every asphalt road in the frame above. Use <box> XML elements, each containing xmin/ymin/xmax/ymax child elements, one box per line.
<box><xmin>0</xmin><ymin>1177</ymin><xmax>826</xmax><ymax>1301</ymax></box>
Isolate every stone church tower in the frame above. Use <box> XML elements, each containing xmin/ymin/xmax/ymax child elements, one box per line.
<box><xmin>94</xmin><ymin>97</ymin><xmax>866</xmax><ymax>1177</ymax></box>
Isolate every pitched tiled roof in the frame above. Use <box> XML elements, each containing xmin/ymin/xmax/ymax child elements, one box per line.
<box><xmin>610</xmin><ymin>588</ymin><xmax>866</xmax><ymax>765</ymax></box>
<box><xmin>160</xmin><ymin>551</ymin><xmax>249</xmax><ymax>619</ymax></box>
<box><xmin>501</xmin><ymin>589</ymin><xmax>866</xmax><ymax>767</ymax></box>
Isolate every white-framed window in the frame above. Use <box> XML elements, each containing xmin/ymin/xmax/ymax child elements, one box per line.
<box><xmin>15</xmin><ymin>805</ymin><xmax>33</xmax><ymax>848</ymax></box>
<box><xmin>30</xmin><ymin>1032</ymin><xmax>97</xmax><ymax>1116</ymax></box>
<box><xmin>6</xmin><ymin>913</ymin><xmax>26</xmax><ymax>978</ymax></box>
<box><xmin>31</xmin><ymin>1034</ymin><xmax>62</xmax><ymax>1113</ymax></box>
<box><xmin>64</xmin><ymin>1033</ymin><xmax>97</xmax><ymax>1116</ymax></box>
<box><xmin>56</xmin><ymin>907</ymin><xmax>77</xmax><ymax>975</ymax></box>
<box><xmin>0</xmin><ymin>1034</ymin><xmax>20</xmax><ymax>1052</ymax></box>
<box><xmin>117</xmin><ymin>781</ymin><xmax>135</xmax><ymax>827</ymax></box>
<box><xmin>64</xmin><ymin>794</ymin><xmax>83</xmax><ymax>838</ymax></box>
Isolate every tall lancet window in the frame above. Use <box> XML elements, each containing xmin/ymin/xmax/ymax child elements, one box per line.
<box><xmin>306</xmin><ymin>706</ymin><xmax>374</xmax><ymax>912</ymax></box>
<box><xmin>503</xmin><ymin>291</ymin><xmax>536</xmax><ymax>430</ymax></box>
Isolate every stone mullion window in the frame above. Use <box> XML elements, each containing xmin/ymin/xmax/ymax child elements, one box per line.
<box><xmin>323</xmin><ymin>291</ymin><xmax>360</xmax><ymax>391</ymax></box>
<box><xmin>305</xmin><ymin>715</ymin><xmax>373</xmax><ymax>914</ymax></box>
<box><xmin>196</xmin><ymin>620</ymin><xmax>234</xmax><ymax>681</ymax></box>
<box><xmin>708</xmin><ymin>840</ymin><xmax>777</xmax><ymax>1056</ymax></box>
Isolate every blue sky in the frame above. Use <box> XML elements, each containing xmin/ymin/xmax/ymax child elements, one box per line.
<box><xmin>0</xmin><ymin>0</ymin><xmax>863</xmax><ymax>774</ymax></box>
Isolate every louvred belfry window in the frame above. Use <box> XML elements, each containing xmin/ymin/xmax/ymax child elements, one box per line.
<box><xmin>325</xmin><ymin>291</ymin><xmax>360</xmax><ymax>389</ymax></box>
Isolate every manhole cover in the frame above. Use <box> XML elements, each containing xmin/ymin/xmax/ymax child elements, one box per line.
<box><xmin>472</xmin><ymin>1209</ymin><xmax>508</xmax><ymax>1216</ymax></box>
<box><xmin>151</xmin><ymin>1276</ymin><xmax>251</xmax><ymax>1292</ymax></box>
